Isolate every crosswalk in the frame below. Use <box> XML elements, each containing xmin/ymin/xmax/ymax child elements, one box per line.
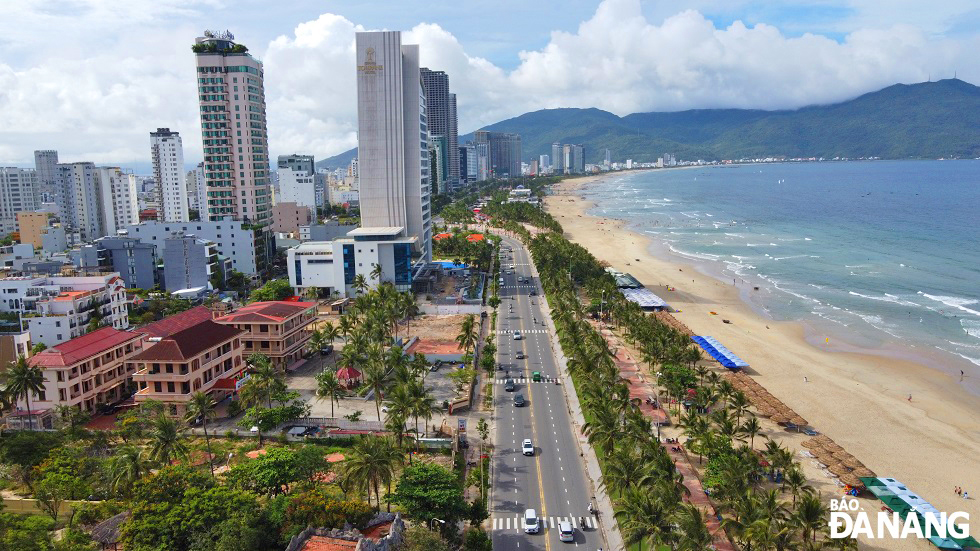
<box><xmin>499</xmin><ymin>285</ymin><xmax>536</xmax><ymax>289</ymax></box>
<box><xmin>495</xmin><ymin>377</ymin><xmax>556</xmax><ymax>384</ymax></box>
<box><xmin>492</xmin><ymin>515</ymin><xmax>597</xmax><ymax>532</ymax></box>
<box><xmin>496</xmin><ymin>328</ymin><xmax>548</xmax><ymax>335</ymax></box>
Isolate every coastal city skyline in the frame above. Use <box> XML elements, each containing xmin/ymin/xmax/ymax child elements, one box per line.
<box><xmin>2</xmin><ymin>0</ymin><xmax>980</xmax><ymax>165</ymax></box>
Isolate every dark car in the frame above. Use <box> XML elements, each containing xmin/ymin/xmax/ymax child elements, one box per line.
<box><xmin>529</xmin><ymin>290</ymin><xmax>537</xmax><ymax>296</ymax></box>
<box><xmin>516</xmin><ymin>351</ymin><xmax>526</xmax><ymax>360</ymax></box>
<box><xmin>504</xmin><ymin>379</ymin><xmax>516</xmax><ymax>391</ymax></box>
<box><xmin>514</xmin><ymin>394</ymin><xmax>526</xmax><ymax>407</ymax></box>
<box><xmin>320</xmin><ymin>344</ymin><xmax>334</xmax><ymax>356</ymax></box>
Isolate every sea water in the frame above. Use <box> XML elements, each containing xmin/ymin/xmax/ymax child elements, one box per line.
<box><xmin>578</xmin><ymin>160</ymin><xmax>980</xmax><ymax>380</ymax></box>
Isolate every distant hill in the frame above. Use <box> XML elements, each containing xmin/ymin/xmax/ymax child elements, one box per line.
<box><xmin>317</xmin><ymin>79</ymin><xmax>980</xmax><ymax>168</ymax></box>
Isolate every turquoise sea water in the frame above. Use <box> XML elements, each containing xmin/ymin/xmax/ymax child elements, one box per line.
<box><xmin>578</xmin><ymin>160</ymin><xmax>980</xmax><ymax>380</ymax></box>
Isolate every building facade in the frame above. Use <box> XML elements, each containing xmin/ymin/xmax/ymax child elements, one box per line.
<box><xmin>215</xmin><ymin>301</ymin><xmax>316</xmax><ymax>372</ymax></box>
<box><xmin>122</xmin><ymin>220</ymin><xmax>268</xmax><ymax>275</ymax></box>
<box><xmin>355</xmin><ymin>31</ymin><xmax>431</xmax><ymax>263</ymax></box>
<box><xmin>420</xmin><ymin>69</ymin><xmax>459</xmax><ymax>189</ymax></box>
<box><xmin>96</xmin><ymin>167</ymin><xmax>139</xmax><ymax>236</ymax></box>
<box><xmin>17</xmin><ymin>212</ymin><xmax>49</xmax><ymax>250</ymax></box>
<box><xmin>277</xmin><ymin>154</ymin><xmax>315</xmax><ymax>177</ymax></box>
<box><xmin>475</xmin><ymin>131</ymin><xmax>522</xmax><ymax>180</ymax></box>
<box><xmin>271</xmin><ymin>202</ymin><xmax>312</xmax><ymax>235</ymax></box>
<box><xmin>14</xmin><ymin>327</ymin><xmax>145</xmax><ymax>428</ymax></box>
<box><xmin>0</xmin><ymin>168</ymin><xmax>40</xmax><ymax>235</ymax></box>
<box><xmin>288</xmin><ymin>227</ymin><xmax>416</xmax><ymax>298</ymax></box>
<box><xmin>163</xmin><ymin>233</ymin><xmax>219</xmax><ymax>292</ymax></box>
<box><xmin>55</xmin><ymin>162</ymin><xmax>101</xmax><ymax>240</ymax></box>
<box><xmin>193</xmin><ymin>31</ymin><xmax>271</xmax><ymax>224</ymax></box>
<box><xmin>78</xmin><ymin>236</ymin><xmax>157</xmax><ymax>290</ymax></box>
<box><xmin>185</xmin><ymin>162</ymin><xmax>207</xmax><ymax>213</ymax></box>
<box><xmin>277</xmin><ymin>167</ymin><xmax>316</xmax><ymax>208</ymax></box>
<box><xmin>33</xmin><ymin>150</ymin><xmax>59</xmax><ymax>204</ymax></box>
<box><xmin>150</xmin><ymin>128</ymin><xmax>189</xmax><ymax>222</ymax></box>
<box><xmin>130</xmin><ymin>320</ymin><xmax>244</xmax><ymax>417</ymax></box>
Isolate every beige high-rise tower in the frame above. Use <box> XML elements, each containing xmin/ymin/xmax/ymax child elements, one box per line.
<box><xmin>192</xmin><ymin>30</ymin><xmax>271</xmax><ymax>223</ymax></box>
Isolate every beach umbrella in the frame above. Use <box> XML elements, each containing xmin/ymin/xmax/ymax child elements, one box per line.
<box><xmin>841</xmin><ymin>473</ymin><xmax>865</xmax><ymax>488</ymax></box>
<box><xmin>832</xmin><ymin>450</ymin><xmax>853</xmax><ymax>461</ymax></box>
<box><xmin>814</xmin><ymin>435</ymin><xmax>833</xmax><ymax>444</ymax></box>
<box><xmin>770</xmin><ymin>413</ymin><xmax>790</xmax><ymax>424</ymax></box>
<box><xmin>842</xmin><ymin>457</ymin><xmax>864</xmax><ymax>469</ymax></box>
<box><xmin>823</xmin><ymin>442</ymin><xmax>844</xmax><ymax>453</ymax></box>
<box><xmin>852</xmin><ymin>467</ymin><xmax>876</xmax><ymax>478</ymax></box>
<box><xmin>801</xmin><ymin>439</ymin><xmax>820</xmax><ymax>449</ymax></box>
<box><xmin>829</xmin><ymin>463</ymin><xmax>852</xmax><ymax>476</ymax></box>
<box><xmin>815</xmin><ymin>451</ymin><xmax>836</xmax><ymax>464</ymax></box>
<box><xmin>790</xmin><ymin>416</ymin><xmax>807</xmax><ymax>427</ymax></box>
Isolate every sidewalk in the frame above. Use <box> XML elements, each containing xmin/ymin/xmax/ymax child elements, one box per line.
<box><xmin>591</xmin><ymin>322</ymin><xmax>735</xmax><ymax>551</ymax></box>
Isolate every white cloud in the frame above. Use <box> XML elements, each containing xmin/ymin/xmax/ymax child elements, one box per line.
<box><xmin>0</xmin><ymin>0</ymin><xmax>977</xmax><ymax>166</ymax></box>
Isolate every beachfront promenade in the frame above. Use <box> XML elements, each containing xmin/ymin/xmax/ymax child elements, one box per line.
<box><xmin>592</xmin><ymin>319</ymin><xmax>736</xmax><ymax>551</ymax></box>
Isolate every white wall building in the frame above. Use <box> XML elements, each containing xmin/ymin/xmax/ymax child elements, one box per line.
<box><xmin>56</xmin><ymin>162</ymin><xmax>103</xmax><ymax>240</ymax></box>
<box><xmin>0</xmin><ymin>168</ymin><xmax>40</xmax><ymax>235</ymax></box>
<box><xmin>96</xmin><ymin>167</ymin><xmax>139</xmax><ymax>236</ymax></box>
<box><xmin>122</xmin><ymin>219</ymin><xmax>261</xmax><ymax>275</ymax></box>
<box><xmin>186</xmin><ymin>162</ymin><xmax>207</xmax><ymax>213</ymax></box>
<box><xmin>277</xmin><ymin>167</ymin><xmax>316</xmax><ymax>209</ymax></box>
<box><xmin>287</xmin><ymin>227</ymin><xmax>416</xmax><ymax>297</ymax></box>
<box><xmin>150</xmin><ymin>128</ymin><xmax>189</xmax><ymax>222</ymax></box>
<box><xmin>355</xmin><ymin>31</ymin><xmax>431</xmax><ymax>264</ymax></box>
<box><xmin>0</xmin><ymin>273</ymin><xmax>129</xmax><ymax>347</ymax></box>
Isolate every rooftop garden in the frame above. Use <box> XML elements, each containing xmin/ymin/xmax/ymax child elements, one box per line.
<box><xmin>191</xmin><ymin>42</ymin><xmax>249</xmax><ymax>54</ymax></box>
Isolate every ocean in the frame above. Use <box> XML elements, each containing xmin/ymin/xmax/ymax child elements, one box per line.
<box><xmin>578</xmin><ymin>160</ymin><xmax>980</xmax><ymax>381</ymax></box>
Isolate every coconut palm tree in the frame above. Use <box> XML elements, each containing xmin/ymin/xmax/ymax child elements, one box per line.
<box><xmin>307</xmin><ymin>328</ymin><xmax>326</xmax><ymax>356</ymax></box>
<box><xmin>362</xmin><ymin>362</ymin><xmax>389</xmax><ymax>422</ymax></box>
<box><xmin>2</xmin><ymin>356</ymin><xmax>44</xmax><ymax>431</ymax></box>
<box><xmin>783</xmin><ymin>467</ymin><xmax>814</xmax><ymax>506</ymax></box>
<box><xmin>454</xmin><ymin>314</ymin><xmax>478</xmax><ymax>356</ymax></box>
<box><xmin>316</xmin><ymin>370</ymin><xmax>344</xmax><ymax>418</ymax></box>
<box><xmin>408</xmin><ymin>380</ymin><xmax>435</xmax><ymax>438</ymax></box>
<box><xmin>320</xmin><ymin>321</ymin><xmax>340</xmax><ymax>344</ymax></box>
<box><xmin>243</xmin><ymin>353</ymin><xmax>283</xmax><ymax>408</ymax></box>
<box><xmin>353</xmin><ymin>274</ymin><xmax>369</xmax><ymax>296</ymax></box>
<box><xmin>614</xmin><ymin>484</ymin><xmax>677</xmax><ymax>549</ymax></box>
<box><xmin>185</xmin><ymin>391</ymin><xmax>217</xmax><ymax>478</ymax></box>
<box><xmin>674</xmin><ymin>503</ymin><xmax>714</xmax><ymax>551</ymax></box>
<box><xmin>148</xmin><ymin>415</ymin><xmax>188</xmax><ymax>466</ymax></box>
<box><xmin>342</xmin><ymin>435</ymin><xmax>398</xmax><ymax>508</ymax></box>
<box><xmin>370</xmin><ymin>263</ymin><xmax>383</xmax><ymax>283</ymax></box>
<box><xmin>794</xmin><ymin>493</ymin><xmax>827</xmax><ymax>543</ymax></box>
<box><xmin>741</xmin><ymin>415</ymin><xmax>763</xmax><ymax>450</ymax></box>
<box><xmin>108</xmin><ymin>445</ymin><xmax>145</xmax><ymax>497</ymax></box>
<box><xmin>384</xmin><ymin>384</ymin><xmax>413</xmax><ymax>448</ymax></box>
<box><xmin>729</xmin><ymin>391</ymin><xmax>751</xmax><ymax>425</ymax></box>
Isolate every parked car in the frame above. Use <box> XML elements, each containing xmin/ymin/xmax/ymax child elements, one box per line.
<box><xmin>320</xmin><ymin>344</ymin><xmax>334</xmax><ymax>355</ymax></box>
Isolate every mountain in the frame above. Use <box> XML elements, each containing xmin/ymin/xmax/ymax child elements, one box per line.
<box><xmin>317</xmin><ymin>79</ymin><xmax>980</xmax><ymax>168</ymax></box>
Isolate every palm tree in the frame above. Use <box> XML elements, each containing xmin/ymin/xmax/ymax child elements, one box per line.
<box><xmin>729</xmin><ymin>391</ymin><xmax>751</xmax><ymax>425</ymax></box>
<box><xmin>794</xmin><ymin>493</ymin><xmax>827</xmax><ymax>543</ymax></box>
<box><xmin>342</xmin><ymin>435</ymin><xmax>398</xmax><ymax>508</ymax></box>
<box><xmin>408</xmin><ymin>380</ymin><xmax>435</xmax><ymax>438</ymax></box>
<box><xmin>674</xmin><ymin>503</ymin><xmax>714</xmax><ymax>551</ymax></box>
<box><xmin>454</xmin><ymin>314</ymin><xmax>478</xmax><ymax>356</ymax></box>
<box><xmin>307</xmin><ymin>328</ymin><xmax>326</xmax><ymax>356</ymax></box>
<box><xmin>384</xmin><ymin>384</ymin><xmax>413</xmax><ymax>448</ymax></box>
<box><xmin>316</xmin><ymin>370</ymin><xmax>344</xmax><ymax>418</ymax></box>
<box><xmin>353</xmin><ymin>274</ymin><xmax>369</xmax><ymax>296</ymax></box>
<box><xmin>370</xmin><ymin>263</ymin><xmax>383</xmax><ymax>283</ymax></box>
<box><xmin>304</xmin><ymin>285</ymin><xmax>320</xmax><ymax>301</ymax></box>
<box><xmin>3</xmin><ymin>356</ymin><xmax>45</xmax><ymax>431</ymax></box>
<box><xmin>614</xmin><ymin>484</ymin><xmax>676</xmax><ymax>549</ymax></box>
<box><xmin>783</xmin><ymin>467</ymin><xmax>814</xmax><ymax>505</ymax></box>
<box><xmin>148</xmin><ymin>415</ymin><xmax>188</xmax><ymax>466</ymax></box>
<box><xmin>398</xmin><ymin>293</ymin><xmax>419</xmax><ymax>336</ymax></box>
<box><xmin>185</xmin><ymin>391</ymin><xmax>217</xmax><ymax>478</ymax></box>
<box><xmin>320</xmin><ymin>321</ymin><xmax>340</xmax><ymax>344</ymax></box>
<box><xmin>243</xmin><ymin>353</ymin><xmax>282</xmax><ymax>408</ymax></box>
<box><xmin>362</xmin><ymin>362</ymin><xmax>389</xmax><ymax>422</ymax></box>
<box><xmin>741</xmin><ymin>415</ymin><xmax>763</xmax><ymax>449</ymax></box>
<box><xmin>108</xmin><ymin>445</ymin><xmax>145</xmax><ymax>497</ymax></box>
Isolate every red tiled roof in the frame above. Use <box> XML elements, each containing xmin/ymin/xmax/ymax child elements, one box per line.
<box><xmin>433</xmin><ymin>233</ymin><xmax>452</xmax><ymax>240</ymax></box>
<box><xmin>217</xmin><ymin>301</ymin><xmax>316</xmax><ymax>324</ymax></box>
<box><xmin>466</xmin><ymin>233</ymin><xmax>485</xmax><ymax>242</ymax></box>
<box><xmin>29</xmin><ymin>327</ymin><xmax>142</xmax><ymax>368</ymax></box>
<box><xmin>336</xmin><ymin>367</ymin><xmax>361</xmax><ymax>380</ymax></box>
<box><xmin>130</xmin><ymin>320</ymin><xmax>241</xmax><ymax>361</ymax></box>
<box><xmin>135</xmin><ymin>306</ymin><xmax>214</xmax><ymax>338</ymax></box>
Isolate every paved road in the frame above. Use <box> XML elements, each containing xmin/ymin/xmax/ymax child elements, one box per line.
<box><xmin>491</xmin><ymin>236</ymin><xmax>603</xmax><ymax>551</ymax></box>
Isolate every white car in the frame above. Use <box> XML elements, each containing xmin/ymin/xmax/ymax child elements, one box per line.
<box><xmin>522</xmin><ymin>438</ymin><xmax>534</xmax><ymax>456</ymax></box>
<box><xmin>559</xmin><ymin>521</ymin><xmax>574</xmax><ymax>542</ymax></box>
<box><xmin>524</xmin><ymin>508</ymin><xmax>540</xmax><ymax>534</ymax></box>
<box><xmin>513</xmin><ymin>330</ymin><xmax>522</xmax><ymax>340</ymax></box>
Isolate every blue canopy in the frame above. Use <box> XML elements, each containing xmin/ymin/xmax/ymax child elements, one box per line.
<box><xmin>691</xmin><ymin>336</ymin><xmax>750</xmax><ymax>369</ymax></box>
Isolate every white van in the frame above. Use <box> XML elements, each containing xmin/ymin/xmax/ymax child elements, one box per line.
<box><xmin>524</xmin><ymin>509</ymin><xmax>540</xmax><ymax>533</ymax></box>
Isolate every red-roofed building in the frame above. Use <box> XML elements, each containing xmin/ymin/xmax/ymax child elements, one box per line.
<box><xmin>465</xmin><ymin>233</ymin><xmax>485</xmax><ymax>242</ymax></box>
<box><xmin>215</xmin><ymin>301</ymin><xmax>316</xmax><ymax>371</ymax></box>
<box><xmin>129</xmin><ymin>320</ymin><xmax>244</xmax><ymax>417</ymax></box>
<box><xmin>10</xmin><ymin>327</ymin><xmax>146</xmax><ymax>429</ymax></box>
<box><xmin>133</xmin><ymin>306</ymin><xmax>215</xmax><ymax>339</ymax></box>
<box><xmin>433</xmin><ymin>232</ymin><xmax>452</xmax><ymax>240</ymax></box>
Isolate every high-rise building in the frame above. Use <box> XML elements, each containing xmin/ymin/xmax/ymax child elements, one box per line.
<box><xmin>163</xmin><ymin>232</ymin><xmax>220</xmax><ymax>292</ymax></box>
<box><xmin>186</xmin><ymin>162</ymin><xmax>207</xmax><ymax>213</ymax></box>
<box><xmin>573</xmin><ymin>144</ymin><xmax>585</xmax><ymax>173</ymax></box>
<box><xmin>604</xmin><ymin>149</ymin><xmax>611</xmax><ymax>166</ymax></box>
<box><xmin>33</xmin><ymin>150</ymin><xmax>58</xmax><ymax>204</ymax></box>
<box><xmin>193</xmin><ymin>30</ymin><xmax>271</xmax><ymax>224</ymax></box>
<box><xmin>475</xmin><ymin>131</ymin><xmax>522</xmax><ymax>179</ymax></box>
<box><xmin>551</xmin><ymin>143</ymin><xmax>564</xmax><ymax>174</ymax></box>
<box><xmin>56</xmin><ymin>162</ymin><xmax>100</xmax><ymax>239</ymax></box>
<box><xmin>539</xmin><ymin>154</ymin><xmax>550</xmax><ymax>173</ymax></box>
<box><xmin>277</xmin><ymin>154</ymin><xmax>315</xmax><ymax>177</ymax></box>
<box><xmin>420</xmin><ymin>69</ymin><xmax>459</xmax><ymax>190</ymax></box>
<box><xmin>96</xmin><ymin>167</ymin><xmax>139</xmax><ymax>236</ymax></box>
<box><xmin>277</xmin><ymin>167</ymin><xmax>316</xmax><ymax>208</ymax></box>
<box><xmin>150</xmin><ymin>128</ymin><xmax>189</xmax><ymax>222</ymax></box>
<box><xmin>0</xmin><ymin>168</ymin><xmax>40</xmax><ymax>235</ymax></box>
<box><xmin>429</xmin><ymin>135</ymin><xmax>448</xmax><ymax>194</ymax></box>
<box><xmin>562</xmin><ymin>144</ymin><xmax>585</xmax><ymax>174</ymax></box>
<box><xmin>355</xmin><ymin>30</ymin><xmax>431</xmax><ymax>262</ymax></box>
<box><xmin>460</xmin><ymin>143</ymin><xmax>478</xmax><ymax>183</ymax></box>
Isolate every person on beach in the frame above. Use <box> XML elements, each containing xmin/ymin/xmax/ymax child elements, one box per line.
<box><xmin>804</xmin><ymin>376</ymin><xmax>808</xmax><ymax>383</ymax></box>
<box><xmin>964</xmin><ymin>491</ymin><xmax>970</xmax><ymax>500</ymax></box>
<box><xmin>908</xmin><ymin>394</ymin><xmax>912</xmax><ymax>402</ymax></box>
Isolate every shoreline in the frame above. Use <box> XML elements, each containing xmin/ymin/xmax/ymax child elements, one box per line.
<box><xmin>545</xmin><ymin>172</ymin><xmax>980</xmax><ymax>527</ymax></box>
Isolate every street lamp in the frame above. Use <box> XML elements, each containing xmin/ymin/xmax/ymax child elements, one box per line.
<box><xmin>429</xmin><ymin>518</ymin><xmax>446</xmax><ymax>530</ymax></box>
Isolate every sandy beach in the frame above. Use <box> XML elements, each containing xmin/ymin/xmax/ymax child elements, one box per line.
<box><xmin>547</xmin><ymin>172</ymin><xmax>980</xmax><ymax>550</ymax></box>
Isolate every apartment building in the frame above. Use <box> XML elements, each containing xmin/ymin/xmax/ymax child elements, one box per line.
<box><xmin>0</xmin><ymin>274</ymin><xmax>129</xmax><ymax>347</ymax></box>
<box><xmin>130</xmin><ymin>319</ymin><xmax>244</xmax><ymax>417</ymax></box>
<box><xmin>215</xmin><ymin>301</ymin><xmax>316</xmax><ymax>371</ymax></box>
<box><xmin>10</xmin><ymin>327</ymin><xmax>145</xmax><ymax>429</ymax></box>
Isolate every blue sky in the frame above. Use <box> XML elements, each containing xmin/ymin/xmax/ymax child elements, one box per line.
<box><xmin>1</xmin><ymin>0</ymin><xmax>978</xmax><ymax>166</ymax></box>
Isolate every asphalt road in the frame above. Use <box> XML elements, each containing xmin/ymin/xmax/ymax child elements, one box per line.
<box><xmin>491</xmin><ymin>236</ymin><xmax>603</xmax><ymax>551</ymax></box>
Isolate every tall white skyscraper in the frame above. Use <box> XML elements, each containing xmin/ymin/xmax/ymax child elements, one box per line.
<box><xmin>355</xmin><ymin>31</ymin><xmax>431</xmax><ymax>262</ymax></box>
<box><xmin>56</xmin><ymin>162</ymin><xmax>100</xmax><ymax>239</ymax></box>
<box><xmin>277</xmin><ymin>167</ymin><xmax>316</xmax><ymax>208</ymax></box>
<box><xmin>150</xmin><ymin>128</ymin><xmax>189</xmax><ymax>222</ymax></box>
<box><xmin>186</xmin><ymin>162</ymin><xmax>207</xmax><ymax>213</ymax></box>
<box><xmin>193</xmin><ymin>30</ymin><xmax>271</xmax><ymax>224</ymax></box>
<box><xmin>96</xmin><ymin>167</ymin><xmax>139</xmax><ymax>235</ymax></box>
<box><xmin>33</xmin><ymin>150</ymin><xmax>58</xmax><ymax>204</ymax></box>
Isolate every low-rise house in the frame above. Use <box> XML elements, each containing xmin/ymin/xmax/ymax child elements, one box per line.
<box><xmin>215</xmin><ymin>301</ymin><xmax>316</xmax><ymax>372</ymax></box>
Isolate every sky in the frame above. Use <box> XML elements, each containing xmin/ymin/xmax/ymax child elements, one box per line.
<box><xmin>1</xmin><ymin>0</ymin><xmax>978</xmax><ymax>168</ymax></box>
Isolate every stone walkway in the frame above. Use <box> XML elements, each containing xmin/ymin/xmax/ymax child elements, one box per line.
<box><xmin>592</xmin><ymin>321</ymin><xmax>735</xmax><ymax>551</ymax></box>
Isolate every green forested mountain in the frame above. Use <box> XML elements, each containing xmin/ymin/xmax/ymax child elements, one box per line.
<box><xmin>317</xmin><ymin>79</ymin><xmax>980</xmax><ymax>168</ymax></box>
